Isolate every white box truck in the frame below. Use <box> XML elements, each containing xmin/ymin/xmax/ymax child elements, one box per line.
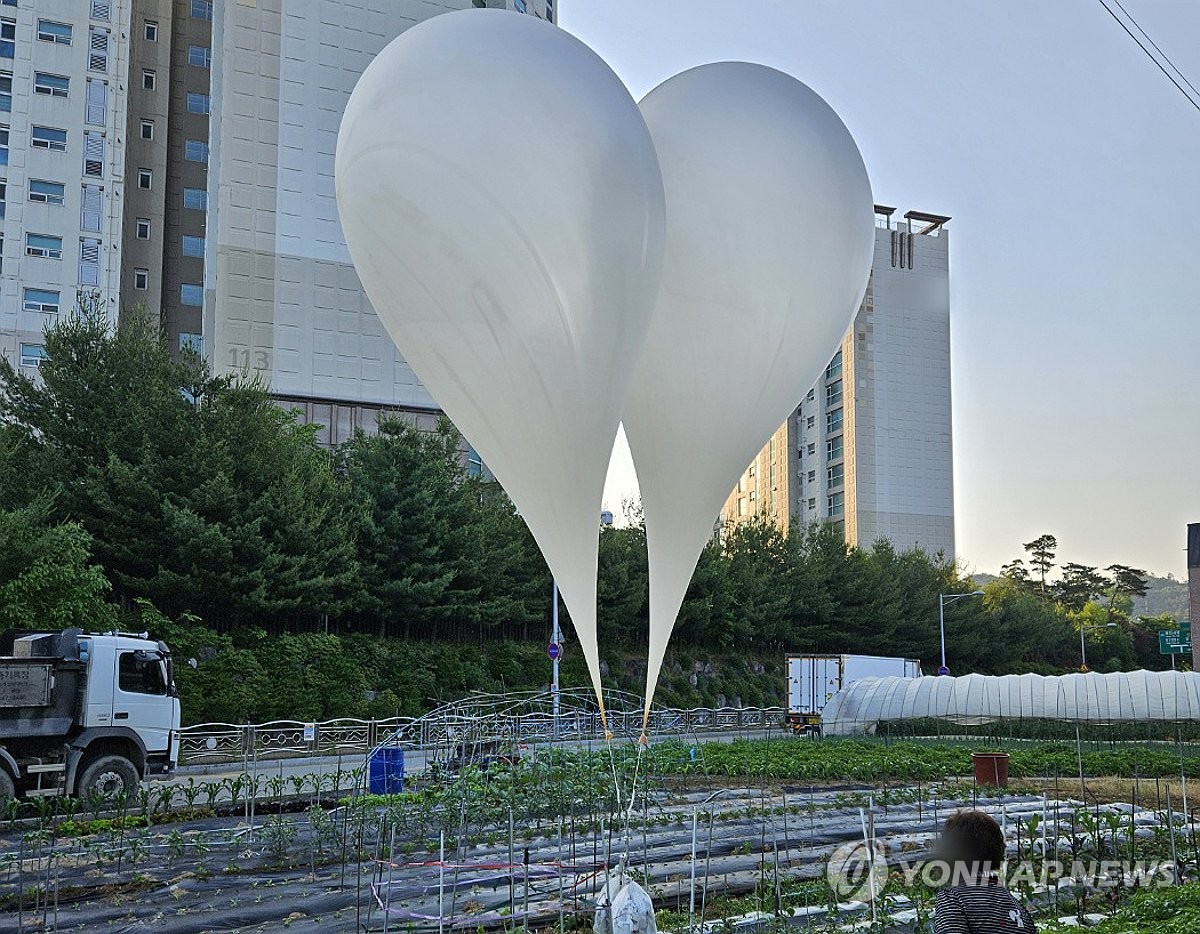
<box><xmin>0</xmin><ymin>628</ymin><xmax>181</xmax><ymax>800</ymax></box>
<box><xmin>787</xmin><ymin>654</ymin><xmax>921</xmax><ymax>735</ymax></box>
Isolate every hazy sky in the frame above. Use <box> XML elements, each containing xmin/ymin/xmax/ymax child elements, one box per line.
<box><xmin>563</xmin><ymin>0</ymin><xmax>1200</xmax><ymax>579</ymax></box>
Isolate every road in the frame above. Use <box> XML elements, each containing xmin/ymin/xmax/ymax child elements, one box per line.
<box><xmin>157</xmin><ymin>727</ymin><xmax>781</xmax><ymax>788</ymax></box>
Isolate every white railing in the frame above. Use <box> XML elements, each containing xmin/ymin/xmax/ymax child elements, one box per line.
<box><xmin>178</xmin><ymin>704</ymin><xmax>786</xmax><ymax>765</ymax></box>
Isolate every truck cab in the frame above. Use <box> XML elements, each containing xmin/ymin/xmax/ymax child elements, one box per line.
<box><xmin>0</xmin><ymin>629</ymin><xmax>181</xmax><ymax>800</ymax></box>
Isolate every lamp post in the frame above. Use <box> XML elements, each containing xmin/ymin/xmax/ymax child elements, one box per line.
<box><xmin>1079</xmin><ymin>622</ymin><xmax>1118</xmax><ymax>672</ymax></box>
<box><xmin>938</xmin><ymin>591</ymin><xmax>985</xmax><ymax>675</ymax></box>
<box><xmin>551</xmin><ymin>511</ymin><xmax>615</xmax><ymax>738</ymax></box>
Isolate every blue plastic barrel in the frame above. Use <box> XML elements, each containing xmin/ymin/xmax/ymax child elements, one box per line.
<box><xmin>368</xmin><ymin>747</ymin><xmax>405</xmax><ymax>794</ymax></box>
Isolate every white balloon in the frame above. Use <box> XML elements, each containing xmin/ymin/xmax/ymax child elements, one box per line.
<box><xmin>623</xmin><ymin>63</ymin><xmax>874</xmax><ymax>726</ymax></box>
<box><xmin>335</xmin><ymin>10</ymin><xmax>665</xmax><ymax>721</ymax></box>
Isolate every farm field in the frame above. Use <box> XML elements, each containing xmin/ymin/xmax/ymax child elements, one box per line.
<box><xmin>3</xmin><ymin>738</ymin><xmax>1200</xmax><ymax>932</ymax></box>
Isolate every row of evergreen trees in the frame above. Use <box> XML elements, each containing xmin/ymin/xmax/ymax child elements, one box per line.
<box><xmin>0</xmin><ymin>312</ymin><xmax>1177</xmax><ymax>723</ymax></box>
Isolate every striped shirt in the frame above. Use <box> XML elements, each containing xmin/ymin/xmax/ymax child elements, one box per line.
<box><xmin>934</xmin><ymin>880</ymin><xmax>1036</xmax><ymax>933</ymax></box>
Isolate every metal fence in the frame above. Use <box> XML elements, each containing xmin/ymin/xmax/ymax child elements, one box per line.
<box><xmin>178</xmin><ymin>703</ymin><xmax>786</xmax><ymax>765</ymax></box>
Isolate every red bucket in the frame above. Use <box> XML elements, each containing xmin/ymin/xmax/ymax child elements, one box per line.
<box><xmin>971</xmin><ymin>752</ymin><xmax>1010</xmax><ymax>788</ymax></box>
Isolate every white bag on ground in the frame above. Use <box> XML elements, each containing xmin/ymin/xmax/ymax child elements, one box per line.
<box><xmin>594</xmin><ymin>872</ymin><xmax>656</xmax><ymax>934</ymax></box>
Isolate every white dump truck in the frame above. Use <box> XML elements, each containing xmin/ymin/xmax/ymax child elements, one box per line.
<box><xmin>787</xmin><ymin>653</ymin><xmax>922</xmax><ymax>735</ymax></box>
<box><xmin>0</xmin><ymin>628</ymin><xmax>180</xmax><ymax>800</ymax></box>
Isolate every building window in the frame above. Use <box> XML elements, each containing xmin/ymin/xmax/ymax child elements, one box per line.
<box><xmin>84</xmin><ymin>78</ymin><xmax>106</xmax><ymax>125</ymax></box>
<box><xmin>0</xmin><ymin>75</ymin><xmax>9</xmax><ymax>112</ymax></box>
<box><xmin>19</xmin><ymin>344</ymin><xmax>47</xmax><ymax>369</ymax></box>
<box><xmin>807</xmin><ymin>498</ymin><xmax>816</xmax><ymax>511</ymax></box>
<box><xmin>142</xmin><ymin>69</ymin><xmax>156</xmax><ymax>90</ymax></box>
<box><xmin>183</xmin><ymin>187</ymin><xmax>207</xmax><ymax>210</ymax></box>
<box><xmin>83</xmin><ymin>131</ymin><xmax>104</xmax><ymax>175</ymax></box>
<box><xmin>806</xmin><ymin>415</ymin><xmax>815</xmax><ymax>430</ymax></box>
<box><xmin>186</xmin><ymin>91</ymin><xmax>210</xmax><ymax>114</ymax></box>
<box><xmin>179</xmin><ymin>333</ymin><xmax>202</xmax><ymax>354</ymax></box>
<box><xmin>827</xmin><ymin>463</ymin><xmax>844</xmax><ymax>487</ymax></box>
<box><xmin>137</xmin><ymin>168</ymin><xmax>152</xmax><ymax>189</ymax></box>
<box><xmin>38</xmin><ymin>20</ymin><xmax>73</xmax><ymax>45</ymax></box>
<box><xmin>34</xmin><ymin>73</ymin><xmax>70</xmax><ymax>98</ymax></box>
<box><xmin>140</xmin><ymin>119</ymin><xmax>153</xmax><ymax>140</ymax></box>
<box><xmin>827</xmin><ymin>491</ymin><xmax>845</xmax><ymax>518</ymax></box>
<box><xmin>80</xmin><ymin>183</ymin><xmax>102</xmax><ymax>230</ymax></box>
<box><xmin>182</xmin><ymin>234</ymin><xmax>204</xmax><ymax>257</ymax></box>
<box><xmin>806</xmin><ymin>443</ymin><xmax>815</xmax><ymax>456</ymax></box>
<box><xmin>88</xmin><ymin>27</ymin><xmax>109</xmax><ymax>71</ymax></box>
<box><xmin>184</xmin><ymin>139</ymin><xmax>208</xmax><ymax>163</ymax></box>
<box><xmin>825</xmin><ymin>350</ymin><xmax>843</xmax><ymax>381</ymax></box>
<box><xmin>826</xmin><ymin>435</ymin><xmax>843</xmax><ymax>462</ymax></box>
<box><xmin>26</xmin><ymin>233</ymin><xmax>63</xmax><ymax>259</ymax></box>
<box><xmin>827</xmin><ymin>408</ymin><xmax>844</xmax><ymax>433</ymax></box>
<box><xmin>23</xmin><ymin>288</ymin><xmax>61</xmax><ymax>314</ymax></box>
<box><xmin>191</xmin><ymin>0</ymin><xmax>213</xmax><ymax>21</ymax></box>
<box><xmin>180</xmin><ymin>283</ymin><xmax>203</xmax><ymax>306</ymax></box>
<box><xmin>0</xmin><ymin>18</ymin><xmax>14</xmax><ymax>59</ymax></box>
<box><xmin>91</xmin><ymin>0</ymin><xmax>112</xmax><ymax>21</ymax></box>
<box><xmin>825</xmin><ymin>379</ymin><xmax>843</xmax><ymax>407</ymax></box>
<box><xmin>736</xmin><ymin>497</ymin><xmax>746</xmax><ymax>517</ymax></box>
<box><xmin>807</xmin><ymin>470</ymin><xmax>815</xmax><ymax>483</ymax></box>
<box><xmin>0</xmin><ymin>179</ymin><xmax>4</xmax><ymax>218</ymax></box>
<box><xmin>135</xmin><ymin>217</ymin><xmax>150</xmax><ymax>239</ymax></box>
<box><xmin>32</xmin><ymin>126</ymin><xmax>68</xmax><ymax>151</ymax></box>
<box><xmin>134</xmin><ymin>268</ymin><xmax>148</xmax><ymax>290</ymax></box>
<box><xmin>0</xmin><ymin>126</ymin><xmax>8</xmax><ymax>165</ymax></box>
<box><xmin>144</xmin><ymin>21</ymin><xmax>158</xmax><ymax>41</ymax></box>
<box><xmin>187</xmin><ymin>45</ymin><xmax>212</xmax><ymax>68</ymax></box>
<box><xmin>78</xmin><ymin>237</ymin><xmax>100</xmax><ymax>285</ymax></box>
<box><xmin>29</xmin><ymin>179</ymin><xmax>65</xmax><ymax>204</ymax></box>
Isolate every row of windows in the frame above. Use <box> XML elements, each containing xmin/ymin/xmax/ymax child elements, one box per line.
<box><xmin>19</xmin><ymin>273</ymin><xmax>203</xmax><ymax>316</ymax></box>
<box><xmin>8</xmin><ymin>123</ymin><xmax>207</xmax><ymax>169</ymax></box>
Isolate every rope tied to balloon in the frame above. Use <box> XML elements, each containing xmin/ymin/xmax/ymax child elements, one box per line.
<box><xmin>336</xmin><ymin>4</ymin><xmax>875</xmax><ymax>887</ymax></box>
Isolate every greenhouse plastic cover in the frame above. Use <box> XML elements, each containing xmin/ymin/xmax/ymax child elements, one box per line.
<box><xmin>821</xmin><ymin>671</ymin><xmax>1200</xmax><ymax>735</ymax></box>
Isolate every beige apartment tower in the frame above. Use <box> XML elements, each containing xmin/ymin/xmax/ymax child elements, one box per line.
<box><xmin>722</xmin><ymin>207</ymin><xmax>955</xmax><ymax>559</ymax></box>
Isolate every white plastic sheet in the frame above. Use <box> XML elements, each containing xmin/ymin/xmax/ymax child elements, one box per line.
<box><xmin>335</xmin><ymin>10</ymin><xmax>665</xmax><ymax>718</ymax></box>
<box><xmin>822</xmin><ymin>671</ymin><xmax>1200</xmax><ymax>735</ymax></box>
<box><xmin>594</xmin><ymin>872</ymin><xmax>657</xmax><ymax>934</ymax></box>
<box><xmin>623</xmin><ymin>63</ymin><xmax>874</xmax><ymax>724</ymax></box>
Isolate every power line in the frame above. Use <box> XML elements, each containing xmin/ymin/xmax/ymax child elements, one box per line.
<box><xmin>1110</xmin><ymin>0</ymin><xmax>1200</xmax><ymax>102</ymax></box>
<box><xmin>1095</xmin><ymin>0</ymin><xmax>1200</xmax><ymax>115</ymax></box>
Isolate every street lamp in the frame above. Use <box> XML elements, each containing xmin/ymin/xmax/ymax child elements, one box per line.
<box><xmin>550</xmin><ymin>510</ymin><xmax>616</xmax><ymax>737</ymax></box>
<box><xmin>938</xmin><ymin>591</ymin><xmax>986</xmax><ymax>676</ymax></box>
<box><xmin>1079</xmin><ymin>622</ymin><xmax>1118</xmax><ymax>672</ymax></box>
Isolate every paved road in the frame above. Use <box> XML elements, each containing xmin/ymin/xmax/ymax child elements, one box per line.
<box><xmin>156</xmin><ymin>727</ymin><xmax>782</xmax><ymax>789</ymax></box>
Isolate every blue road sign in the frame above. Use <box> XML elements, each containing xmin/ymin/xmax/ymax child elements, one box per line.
<box><xmin>547</xmin><ymin>642</ymin><xmax>561</xmax><ymax>661</ymax></box>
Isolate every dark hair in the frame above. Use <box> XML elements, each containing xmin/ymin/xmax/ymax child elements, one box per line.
<box><xmin>938</xmin><ymin>810</ymin><xmax>1006</xmax><ymax>873</ymax></box>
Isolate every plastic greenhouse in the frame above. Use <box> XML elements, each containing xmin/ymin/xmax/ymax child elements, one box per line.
<box><xmin>821</xmin><ymin>670</ymin><xmax>1200</xmax><ymax>738</ymax></box>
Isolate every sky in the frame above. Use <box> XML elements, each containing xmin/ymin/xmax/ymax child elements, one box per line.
<box><xmin>561</xmin><ymin>0</ymin><xmax>1200</xmax><ymax>579</ymax></box>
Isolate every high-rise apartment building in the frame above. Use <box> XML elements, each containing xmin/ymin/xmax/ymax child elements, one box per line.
<box><xmin>4</xmin><ymin>0</ymin><xmax>550</xmax><ymax>459</ymax></box>
<box><xmin>0</xmin><ymin>0</ymin><xmax>131</xmax><ymax>369</ymax></box>
<box><xmin>202</xmin><ymin>0</ymin><xmax>553</xmax><ymax>446</ymax></box>
<box><xmin>722</xmin><ymin>206</ymin><xmax>955</xmax><ymax>559</ymax></box>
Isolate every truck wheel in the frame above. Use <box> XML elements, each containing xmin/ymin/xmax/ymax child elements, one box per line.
<box><xmin>77</xmin><ymin>755</ymin><xmax>139</xmax><ymax>802</ymax></box>
<box><xmin>0</xmin><ymin>769</ymin><xmax>14</xmax><ymax>801</ymax></box>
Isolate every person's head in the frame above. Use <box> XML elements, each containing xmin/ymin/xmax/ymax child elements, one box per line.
<box><xmin>937</xmin><ymin>810</ymin><xmax>1006</xmax><ymax>877</ymax></box>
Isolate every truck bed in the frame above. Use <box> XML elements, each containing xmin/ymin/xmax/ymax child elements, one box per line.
<box><xmin>0</xmin><ymin>658</ymin><xmax>83</xmax><ymax>739</ymax></box>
